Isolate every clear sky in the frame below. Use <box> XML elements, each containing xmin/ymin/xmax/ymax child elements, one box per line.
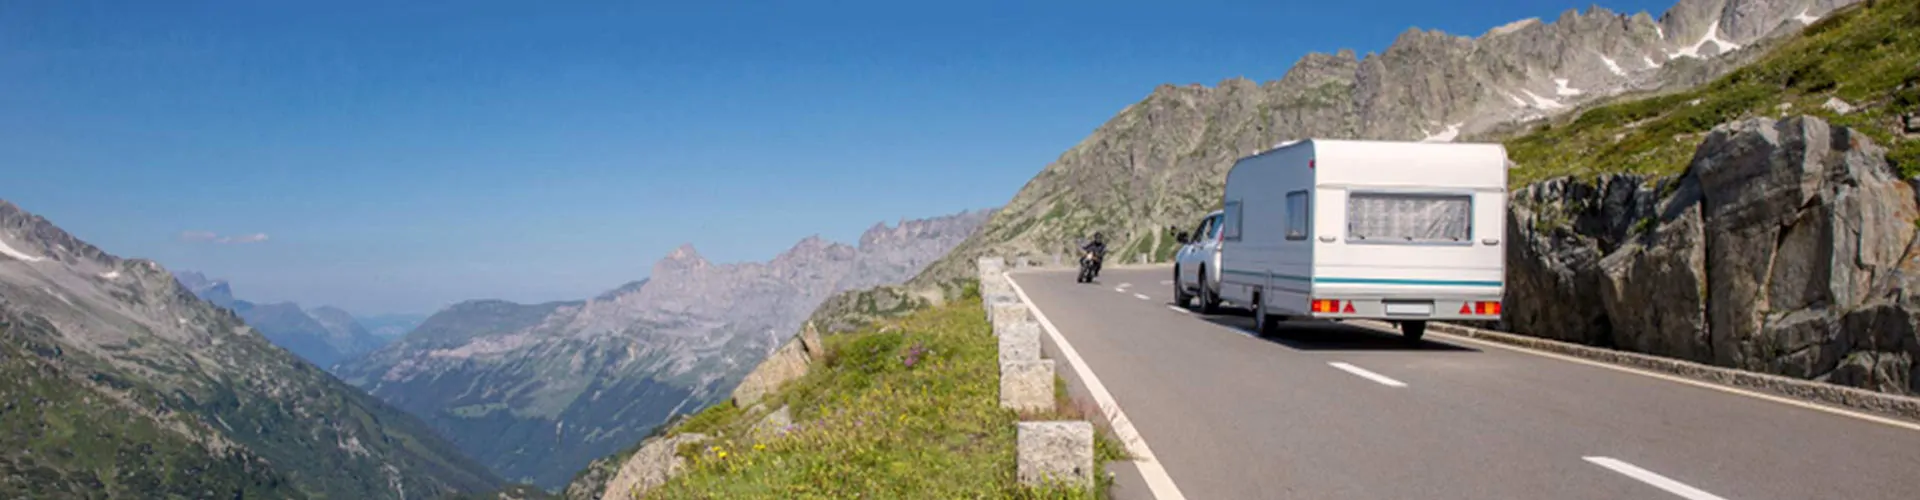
<box><xmin>2</xmin><ymin>0</ymin><xmax>1676</xmax><ymax>315</ymax></box>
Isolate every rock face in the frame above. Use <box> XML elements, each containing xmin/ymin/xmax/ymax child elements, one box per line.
<box><xmin>911</xmin><ymin>0</ymin><xmax>1860</xmax><ymax>294</ymax></box>
<box><xmin>1506</xmin><ymin>116</ymin><xmax>1920</xmax><ymax>394</ymax></box>
<box><xmin>335</xmin><ymin>209</ymin><xmax>989</xmax><ymax>488</ymax></box>
<box><xmin>594</xmin><ymin>432</ymin><xmax>708</xmax><ymax>500</ymax></box>
<box><xmin>730</xmin><ymin>323</ymin><xmax>825</xmax><ymax>408</ymax></box>
<box><xmin>0</xmin><ymin>200</ymin><xmax>504</xmax><ymax>498</ymax></box>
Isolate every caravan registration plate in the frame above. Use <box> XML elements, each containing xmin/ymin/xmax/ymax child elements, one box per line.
<box><xmin>1384</xmin><ymin>302</ymin><xmax>1434</xmax><ymax>316</ymax></box>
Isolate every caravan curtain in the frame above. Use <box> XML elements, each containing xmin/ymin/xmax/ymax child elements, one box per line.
<box><xmin>1346</xmin><ymin>193</ymin><xmax>1472</xmax><ymax>242</ymax></box>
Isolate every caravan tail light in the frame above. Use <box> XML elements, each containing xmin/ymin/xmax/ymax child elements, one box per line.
<box><xmin>1461</xmin><ymin>301</ymin><xmax>1501</xmax><ymax>315</ymax></box>
<box><xmin>1311</xmin><ymin>299</ymin><xmax>1354</xmax><ymax>314</ymax></box>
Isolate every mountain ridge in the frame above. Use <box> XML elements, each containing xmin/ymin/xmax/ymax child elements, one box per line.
<box><xmin>0</xmin><ymin>199</ymin><xmax>506</xmax><ymax>498</ymax></box>
<box><xmin>907</xmin><ymin>0</ymin><xmax>1859</xmax><ymax>295</ymax></box>
<box><xmin>333</xmin><ymin>208</ymin><xmax>992</xmax><ymax>488</ymax></box>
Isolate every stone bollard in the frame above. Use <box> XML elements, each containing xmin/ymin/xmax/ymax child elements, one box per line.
<box><xmin>977</xmin><ymin>256</ymin><xmax>1006</xmax><ymax>276</ymax></box>
<box><xmin>1017</xmin><ymin>421</ymin><xmax>1095</xmax><ymax>489</ymax></box>
<box><xmin>997</xmin><ymin>320</ymin><xmax>1041</xmax><ymax>364</ymax></box>
<box><xmin>990</xmin><ymin>303</ymin><xmax>1033</xmax><ymax>333</ymax></box>
<box><xmin>999</xmin><ymin>359</ymin><xmax>1055</xmax><ymax>413</ymax></box>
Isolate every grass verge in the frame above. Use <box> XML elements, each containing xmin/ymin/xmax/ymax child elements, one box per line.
<box><xmin>645</xmin><ymin>296</ymin><xmax>1115</xmax><ymax>499</ymax></box>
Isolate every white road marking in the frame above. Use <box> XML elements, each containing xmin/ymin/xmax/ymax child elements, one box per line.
<box><xmin>1117</xmin><ymin>282</ymin><xmax>1132</xmax><ymax>289</ymax></box>
<box><xmin>1328</xmin><ymin>362</ymin><xmax>1408</xmax><ymax>387</ymax></box>
<box><xmin>1377</xmin><ymin>322</ymin><xmax>1920</xmax><ymax>433</ymax></box>
<box><xmin>1159</xmin><ymin>280</ymin><xmax>1173</xmax><ymax>285</ymax></box>
<box><xmin>1133</xmin><ymin>293</ymin><xmax>1152</xmax><ymax>301</ymax></box>
<box><xmin>1583</xmin><ymin>457</ymin><xmax>1729</xmax><ymax>500</ymax></box>
<box><xmin>1005</xmin><ymin>272</ymin><xmax>1188</xmax><ymax>500</ymax></box>
<box><xmin>1166</xmin><ymin>305</ymin><xmax>1191</xmax><ymax>314</ymax></box>
<box><xmin>1114</xmin><ymin>287</ymin><xmax>1127</xmax><ymax>293</ymax></box>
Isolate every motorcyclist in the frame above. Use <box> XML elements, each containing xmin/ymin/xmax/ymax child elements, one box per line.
<box><xmin>1080</xmin><ymin>232</ymin><xmax>1107</xmax><ymax>277</ymax></box>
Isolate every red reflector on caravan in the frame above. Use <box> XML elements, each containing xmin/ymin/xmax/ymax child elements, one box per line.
<box><xmin>1308</xmin><ymin>159</ymin><xmax>1316</xmax><ymax>169</ymax></box>
<box><xmin>1459</xmin><ymin>303</ymin><xmax>1472</xmax><ymax>314</ymax></box>
<box><xmin>1342</xmin><ymin>301</ymin><xmax>1355</xmax><ymax>313</ymax></box>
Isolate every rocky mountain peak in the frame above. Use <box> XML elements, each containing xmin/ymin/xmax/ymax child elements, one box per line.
<box><xmin>654</xmin><ymin>243</ymin><xmax>710</xmax><ymax>275</ymax></box>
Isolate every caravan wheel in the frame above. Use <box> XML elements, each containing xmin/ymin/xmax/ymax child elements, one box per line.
<box><xmin>1401</xmin><ymin>321</ymin><xmax>1427</xmax><ymax>342</ymax></box>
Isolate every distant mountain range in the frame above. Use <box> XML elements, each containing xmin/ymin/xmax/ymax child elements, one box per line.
<box><xmin>0</xmin><ymin>199</ymin><xmax>504</xmax><ymax>498</ymax></box>
<box><xmin>173</xmin><ymin>271</ymin><xmax>402</xmax><ymax>370</ymax></box>
<box><xmin>911</xmin><ymin>0</ymin><xmax>1857</xmax><ymax>293</ymax></box>
<box><xmin>334</xmin><ymin>209</ymin><xmax>992</xmax><ymax>488</ymax></box>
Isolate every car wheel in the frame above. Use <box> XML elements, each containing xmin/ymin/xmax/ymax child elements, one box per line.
<box><xmin>1173</xmin><ymin>265</ymin><xmax>1193</xmax><ymax>307</ymax></box>
<box><xmin>1198</xmin><ymin>266</ymin><xmax>1220</xmax><ymax>314</ymax></box>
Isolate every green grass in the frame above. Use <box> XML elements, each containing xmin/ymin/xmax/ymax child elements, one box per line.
<box><xmin>1505</xmin><ymin>0</ymin><xmax>1920</xmax><ymax>187</ymax></box>
<box><xmin>644</xmin><ymin>297</ymin><xmax>1118</xmax><ymax>499</ymax></box>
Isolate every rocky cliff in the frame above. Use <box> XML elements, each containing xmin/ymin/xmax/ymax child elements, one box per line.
<box><xmin>911</xmin><ymin>0</ymin><xmax>1862</xmax><ymax>294</ymax></box>
<box><xmin>1511</xmin><ymin>116</ymin><xmax>1920</xmax><ymax>393</ymax></box>
<box><xmin>0</xmin><ymin>200</ymin><xmax>505</xmax><ymax>498</ymax></box>
<box><xmin>333</xmin><ymin>209</ymin><xmax>990</xmax><ymax>488</ymax></box>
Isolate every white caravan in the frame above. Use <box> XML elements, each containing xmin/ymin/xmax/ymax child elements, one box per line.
<box><xmin>1171</xmin><ymin>138</ymin><xmax>1508</xmax><ymax>340</ymax></box>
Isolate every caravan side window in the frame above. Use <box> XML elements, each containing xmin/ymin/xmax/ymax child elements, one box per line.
<box><xmin>1284</xmin><ymin>190</ymin><xmax>1309</xmax><ymax>240</ymax></box>
<box><xmin>1346</xmin><ymin>191</ymin><xmax>1473</xmax><ymax>243</ymax></box>
<box><xmin>1222</xmin><ymin>201</ymin><xmax>1242</xmax><ymax>241</ymax></box>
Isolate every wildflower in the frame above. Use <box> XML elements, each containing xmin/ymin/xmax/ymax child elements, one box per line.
<box><xmin>754</xmin><ymin>443</ymin><xmax>766</xmax><ymax>451</ymax></box>
<box><xmin>717</xmin><ymin>450</ymin><xmax>729</xmax><ymax>459</ymax></box>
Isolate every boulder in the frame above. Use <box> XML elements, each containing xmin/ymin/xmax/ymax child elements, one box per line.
<box><xmin>731</xmin><ymin>330</ymin><xmax>823</xmax><ymax>407</ymax></box>
<box><xmin>599</xmin><ymin>432</ymin><xmax>709</xmax><ymax>500</ymax></box>
<box><xmin>1016</xmin><ymin>421</ymin><xmax>1095</xmax><ymax>489</ymax></box>
<box><xmin>749</xmin><ymin>405</ymin><xmax>794</xmax><ymax>441</ymax></box>
<box><xmin>1505</xmin><ymin>115</ymin><xmax>1920</xmax><ymax>394</ymax></box>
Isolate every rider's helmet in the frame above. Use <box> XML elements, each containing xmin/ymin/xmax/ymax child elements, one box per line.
<box><xmin>1092</xmin><ymin>232</ymin><xmax>1105</xmax><ymax>244</ymax></box>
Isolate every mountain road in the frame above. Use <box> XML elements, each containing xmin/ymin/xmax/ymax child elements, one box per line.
<box><xmin>1008</xmin><ymin>266</ymin><xmax>1920</xmax><ymax>500</ymax></box>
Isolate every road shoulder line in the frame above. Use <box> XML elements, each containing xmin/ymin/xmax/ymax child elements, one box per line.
<box><xmin>1005</xmin><ymin>271</ymin><xmax>1187</xmax><ymax>500</ymax></box>
<box><xmin>1349</xmin><ymin>320</ymin><xmax>1920</xmax><ymax>432</ymax></box>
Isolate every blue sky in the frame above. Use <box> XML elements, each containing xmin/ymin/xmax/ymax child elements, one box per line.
<box><xmin>1</xmin><ymin>0</ymin><xmax>1675</xmax><ymax>314</ymax></box>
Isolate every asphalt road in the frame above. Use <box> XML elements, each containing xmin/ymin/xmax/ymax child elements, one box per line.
<box><xmin>1009</xmin><ymin>266</ymin><xmax>1920</xmax><ymax>500</ymax></box>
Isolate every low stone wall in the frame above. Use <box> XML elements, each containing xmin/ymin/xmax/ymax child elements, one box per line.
<box><xmin>976</xmin><ymin>256</ymin><xmax>1095</xmax><ymax>489</ymax></box>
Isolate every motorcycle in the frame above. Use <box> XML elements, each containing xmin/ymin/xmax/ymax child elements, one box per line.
<box><xmin>1076</xmin><ymin>250</ymin><xmax>1103</xmax><ymax>283</ymax></box>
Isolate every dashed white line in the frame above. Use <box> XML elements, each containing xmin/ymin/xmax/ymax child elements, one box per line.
<box><xmin>1117</xmin><ymin>282</ymin><xmax>1132</xmax><ymax>289</ymax></box>
<box><xmin>1583</xmin><ymin>457</ymin><xmax>1729</xmax><ymax>500</ymax></box>
<box><xmin>1114</xmin><ymin>287</ymin><xmax>1127</xmax><ymax>293</ymax></box>
<box><xmin>1328</xmin><ymin>362</ymin><xmax>1408</xmax><ymax>387</ymax></box>
<box><xmin>1133</xmin><ymin>293</ymin><xmax>1152</xmax><ymax>301</ymax></box>
<box><xmin>1166</xmin><ymin>305</ymin><xmax>1191</xmax><ymax>314</ymax></box>
<box><xmin>1004</xmin><ymin>272</ymin><xmax>1188</xmax><ymax>500</ymax></box>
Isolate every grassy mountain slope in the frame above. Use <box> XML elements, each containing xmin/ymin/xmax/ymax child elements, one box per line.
<box><xmin>0</xmin><ymin>315</ymin><xmax>298</xmax><ymax>498</ymax></box>
<box><xmin>1504</xmin><ymin>0</ymin><xmax>1920</xmax><ymax>185</ymax></box>
<box><xmin>0</xmin><ymin>200</ymin><xmax>507</xmax><ymax>499</ymax></box>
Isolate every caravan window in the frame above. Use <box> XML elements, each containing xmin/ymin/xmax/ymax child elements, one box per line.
<box><xmin>1222</xmin><ymin>201</ymin><xmax>1242</xmax><ymax>241</ymax></box>
<box><xmin>1346</xmin><ymin>192</ymin><xmax>1472</xmax><ymax>243</ymax></box>
<box><xmin>1284</xmin><ymin>191</ymin><xmax>1309</xmax><ymax>240</ymax></box>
